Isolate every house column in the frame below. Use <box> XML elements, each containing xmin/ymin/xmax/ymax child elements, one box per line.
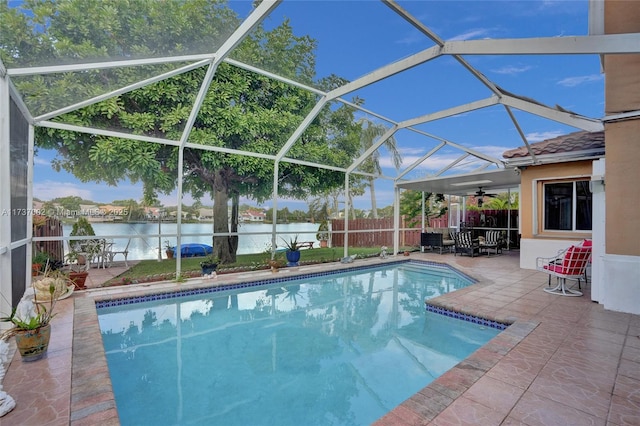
<box><xmin>601</xmin><ymin>0</ymin><xmax>640</xmax><ymax>314</ymax></box>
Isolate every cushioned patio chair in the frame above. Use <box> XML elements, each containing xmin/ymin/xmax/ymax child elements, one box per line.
<box><xmin>480</xmin><ymin>230</ymin><xmax>504</xmax><ymax>257</ymax></box>
<box><xmin>453</xmin><ymin>231</ymin><xmax>480</xmax><ymax>257</ymax></box>
<box><xmin>536</xmin><ymin>245</ymin><xmax>591</xmax><ymax>296</ymax></box>
<box><xmin>421</xmin><ymin>232</ymin><xmax>454</xmax><ymax>254</ymax></box>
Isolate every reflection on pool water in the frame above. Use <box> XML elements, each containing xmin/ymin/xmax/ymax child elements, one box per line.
<box><xmin>97</xmin><ymin>262</ymin><xmax>501</xmax><ymax>426</ymax></box>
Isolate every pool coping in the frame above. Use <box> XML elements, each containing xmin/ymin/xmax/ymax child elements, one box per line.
<box><xmin>69</xmin><ymin>257</ymin><xmax>535</xmax><ymax>425</ymax></box>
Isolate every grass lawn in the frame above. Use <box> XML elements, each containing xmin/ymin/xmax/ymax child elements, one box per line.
<box><xmin>105</xmin><ymin>246</ymin><xmax>400</xmax><ymax>286</ymax></box>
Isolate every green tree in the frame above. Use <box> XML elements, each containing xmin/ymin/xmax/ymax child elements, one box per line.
<box><xmin>53</xmin><ymin>196</ymin><xmax>84</xmax><ymax>212</ymax></box>
<box><xmin>357</xmin><ymin>118</ymin><xmax>401</xmax><ymax>219</ymax></box>
<box><xmin>483</xmin><ymin>193</ymin><xmax>519</xmax><ymax>210</ymax></box>
<box><xmin>400</xmin><ymin>190</ymin><xmax>446</xmax><ymax>227</ymax></box>
<box><xmin>2</xmin><ymin>1</ymin><xmax>361</xmax><ymax>263</ymax></box>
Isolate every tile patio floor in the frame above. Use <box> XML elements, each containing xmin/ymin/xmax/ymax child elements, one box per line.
<box><xmin>1</xmin><ymin>252</ymin><xmax>639</xmax><ymax>425</ymax></box>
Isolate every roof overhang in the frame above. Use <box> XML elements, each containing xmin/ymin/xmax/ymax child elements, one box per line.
<box><xmin>397</xmin><ymin>168</ymin><xmax>521</xmax><ymax>196</ymax></box>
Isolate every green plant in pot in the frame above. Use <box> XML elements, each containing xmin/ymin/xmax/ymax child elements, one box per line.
<box><xmin>66</xmin><ymin>254</ymin><xmax>90</xmax><ymax>290</ymax></box>
<box><xmin>164</xmin><ymin>240</ymin><xmax>174</xmax><ymax>259</ymax></box>
<box><xmin>316</xmin><ymin>220</ymin><xmax>330</xmax><ymax>248</ymax></box>
<box><xmin>1</xmin><ymin>270</ymin><xmax>70</xmax><ymax>361</ymax></box>
<box><xmin>32</xmin><ymin>251</ymin><xmax>50</xmax><ymax>276</ymax></box>
<box><xmin>199</xmin><ymin>255</ymin><xmax>220</xmax><ymax>276</ymax></box>
<box><xmin>69</xmin><ymin>217</ymin><xmax>98</xmax><ymax>261</ymax></box>
<box><xmin>281</xmin><ymin>235</ymin><xmax>301</xmax><ymax>267</ymax></box>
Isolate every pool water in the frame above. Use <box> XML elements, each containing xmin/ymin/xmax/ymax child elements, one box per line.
<box><xmin>97</xmin><ymin>262</ymin><xmax>501</xmax><ymax>425</ymax></box>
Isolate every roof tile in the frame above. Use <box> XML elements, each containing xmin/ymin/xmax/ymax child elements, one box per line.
<box><xmin>502</xmin><ymin>130</ymin><xmax>604</xmax><ymax>159</ymax></box>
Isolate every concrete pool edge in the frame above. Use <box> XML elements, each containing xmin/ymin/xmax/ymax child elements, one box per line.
<box><xmin>69</xmin><ymin>257</ymin><xmax>528</xmax><ymax>425</ymax></box>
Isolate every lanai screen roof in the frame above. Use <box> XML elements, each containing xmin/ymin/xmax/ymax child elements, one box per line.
<box><xmin>3</xmin><ymin>0</ymin><xmax>639</xmax><ymax>198</ymax></box>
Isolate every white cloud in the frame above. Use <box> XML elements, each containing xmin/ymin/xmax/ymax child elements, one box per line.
<box><xmin>470</xmin><ymin>145</ymin><xmax>512</xmax><ymax>158</ymax></box>
<box><xmin>525</xmin><ymin>131</ymin><xmax>565</xmax><ymax>142</ymax></box>
<box><xmin>33</xmin><ymin>180</ymin><xmax>94</xmax><ymax>201</ymax></box>
<box><xmin>557</xmin><ymin>74</ymin><xmax>603</xmax><ymax>87</ymax></box>
<box><xmin>396</xmin><ymin>32</ymin><xmax>426</xmax><ymax>45</ymax></box>
<box><xmin>449</xmin><ymin>29</ymin><xmax>490</xmax><ymax>41</ymax></box>
<box><xmin>34</xmin><ymin>157</ymin><xmax>51</xmax><ymax>166</ymax></box>
<box><xmin>491</xmin><ymin>65</ymin><xmax>532</xmax><ymax>75</ymax></box>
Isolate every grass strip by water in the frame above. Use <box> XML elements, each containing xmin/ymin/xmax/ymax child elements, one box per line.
<box><xmin>105</xmin><ymin>247</ymin><xmax>390</xmax><ymax>286</ymax></box>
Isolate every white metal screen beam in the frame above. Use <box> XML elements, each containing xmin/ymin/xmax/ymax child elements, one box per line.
<box><xmin>326</xmin><ymin>45</ymin><xmax>441</xmax><ymax>100</ymax></box>
<box><xmin>275</xmin><ymin>98</ymin><xmax>328</xmax><ymax>161</ymax></box>
<box><xmin>442</xmin><ymin>33</ymin><xmax>640</xmax><ymax>55</ymax></box>
<box><xmin>399</xmin><ymin>96</ymin><xmax>499</xmax><ymax>128</ymax></box>
<box><xmin>384</xmin><ymin>1</ymin><xmax>502</xmax><ymax>96</ymax></box>
<box><xmin>395</xmin><ymin>142</ymin><xmax>446</xmax><ymax>181</ymax></box>
<box><xmin>34</xmin><ymin>59</ymin><xmax>211</xmax><ymax>123</ymax></box>
<box><xmin>7</xmin><ymin>54</ymin><xmax>216</xmax><ymax>77</ymax></box>
<box><xmin>503</xmin><ymin>105</ymin><xmax>538</xmax><ymax>163</ymax></box>
<box><xmin>8</xmin><ymin>79</ymin><xmax>34</xmax><ymax>124</ymax></box>
<box><xmin>38</xmin><ymin>120</ymin><xmax>350</xmax><ymax>173</ymax></box>
<box><xmin>346</xmin><ymin>125</ymin><xmax>399</xmax><ymax>173</ymax></box>
<box><xmin>500</xmin><ymin>94</ymin><xmax>603</xmax><ymax>131</ymax></box>
<box><xmin>435</xmin><ymin>154</ymin><xmax>469</xmax><ymax>176</ymax></box>
<box><xmin>38</xmin><ymin>120</ymin><xmax>182</xmax><ymax>146</ymax></box>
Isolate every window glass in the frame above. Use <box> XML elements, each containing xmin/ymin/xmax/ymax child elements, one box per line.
<box><xmin>544</xmin><ymin>182</ymin><xmax>573</xmax><ymax>230</ymax></box>
<box><xmin>543</xmin><ymin>180</ymin><xmax>592</xmax><ymax>231</ymax></box>
<box><xmin>576</xmin><ymin>181</ymin><xmax>593</xmax><ymax>230</ymax></box>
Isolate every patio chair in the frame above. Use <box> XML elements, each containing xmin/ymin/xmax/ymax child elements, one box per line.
<box><xmin>105</xmin><ymin>238</ymin><xmax>131</xmax><ymax>267</ymax></box>
<box><xmin>479</xmin><ymin>230</ymin><xmax>504</xmax><ymax>257</ymax></box>
<box><xmin>453</xmin><ymin>231</ymin><xmax>480</xmax><ymax>257</ymax></box>
<box><xmin>536</xmin><ymin>245</ymin><xmax>591</xmax><ymax>296</ymax></box>
<box><xmin>420</xmin><ymin>232</ymin><xmax>454</xmax><ymax>254</ymax></box>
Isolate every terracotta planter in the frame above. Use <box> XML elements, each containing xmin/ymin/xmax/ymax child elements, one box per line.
<box><xmin>69</xmin><ymin>271</ymin><xmax>89</xmax><ymax>290</ymax></box>
<box><xmin>32</xmin><ymin>263</ymin><xmax>42</xmax><ymax>276</ymax></box>
<box><xmin>15</xmin><ymin>323</ymin><xmax>51</xmax><ymax>362</ymax></box>
<box><xmin>166</xmin><ymin>250</ymin><xmax>174</xmax><ymax>259</ymax></box>
<box><xmin>319</xmin><ymin>240</ymin><xmax>328</xmax><ymax>248</ymax></box>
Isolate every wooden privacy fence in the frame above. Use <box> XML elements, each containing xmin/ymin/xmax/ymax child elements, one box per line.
<box><xmin>33</xmin><ymin>215</ymin><xmax>64</xmax><ymax>261</ymax></box>
<box><xmin>331</xmin><ymin>217</ymin><xmax>421</xmax><ymax>248</ymax></box>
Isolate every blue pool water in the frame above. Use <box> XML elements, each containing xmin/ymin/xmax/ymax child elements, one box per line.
<box><xmin>97</xmin><ymin>262</ymin><xmax>502</xmax><ymax>426</ymax></box>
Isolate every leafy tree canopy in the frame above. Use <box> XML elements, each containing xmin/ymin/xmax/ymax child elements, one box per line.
<box><xmin>2</xmin><ymin>0</ymin><xmax>368</xmax><ymax>262</ymax></box>
<box><xmin>400</xmin><ymin>190</ymin><xmax>446</xmax><ymax>227</ymax></box>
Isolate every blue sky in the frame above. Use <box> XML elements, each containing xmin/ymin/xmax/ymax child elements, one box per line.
<box><xmin>31</xmin><ymin>0</ymin><xmax>603</xmax><ymax>210</ymax></box>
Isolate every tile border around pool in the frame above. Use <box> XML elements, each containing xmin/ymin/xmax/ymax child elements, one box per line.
<box><xmin>425</xmin><ymin>304</ymin><xmax>509</xmax><ymax>330</ymax></box>
<box><xmin>94</xmin><ymin>259</ymin><xmax>474</xmax><ymax>309</ymax></box>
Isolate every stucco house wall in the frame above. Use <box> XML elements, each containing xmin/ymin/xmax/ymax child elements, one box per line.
<box><xmin>518</xmin><ymin>161</ymin><xmax>594</xmax><ymax>269</ymax></box>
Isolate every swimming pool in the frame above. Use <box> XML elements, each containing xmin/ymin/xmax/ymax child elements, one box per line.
<box><xmin>97</xmin><ymin>261</ymin><xmax>502</xmax><ymax>425</ymax></box>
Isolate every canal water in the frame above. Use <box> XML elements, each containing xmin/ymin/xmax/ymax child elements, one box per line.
<box><xmin>62</xmin><ymin>222</ymin><xmax>320</xmax><ymax>261</ymax></box>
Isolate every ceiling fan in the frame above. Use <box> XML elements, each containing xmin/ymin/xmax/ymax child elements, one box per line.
<box><xmin>471</xmin><ymin>187</ymin><xmax>497</xmax><ymax>207</ymax></box>
<box><xmin>473</xmin><ymin>187</ymin><xmax>497</xmax><ymax>198</ymax></box>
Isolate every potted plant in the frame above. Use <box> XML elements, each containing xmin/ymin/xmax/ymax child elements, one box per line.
<box><xmin>32</xmin><ymin>251</ymin><xmax>49</xmax><ymax>276</ymax></box>
<box><xmin>199</xmin><ymin>255</ymin><xmax>220</xmax><ymax>276</ymax></box>
<box><xmin>1</xmin><ymin>271</ymin><xmax>70</xmax><ymax>361</ymax></box>
<box><xmin>281</xmin><ymin>235</ymin><xmax>301</xmax><ymax>267</ymax></box>
<box><xmin>164</xmin><ymin>240</ymin><xmax>174</xmax><ymax>259</ymax></box>
<box><xmin>65</xmin><ymin>249</ymin><xmax>90</xmax><ymax>290</ymax></box>
<box><xmin>69</xmin><ymin>217</ymin><xmax>99</xmax><ymax>265</ymax></box>
<box><xmin>316</xmin><ymin>220</ymin><xmax>330</xmax><ymax>248</ymax></box>
<box><xmin>267</xmin><ymin>254</ymin><xmax>286</xmax><ymax>273</ymax></box>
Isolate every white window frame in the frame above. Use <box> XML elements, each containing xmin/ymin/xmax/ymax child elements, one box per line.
<box><xmin>542</xmin><ymin>179</ymin><xmax>592</xmax><ymax>232</ymax></box>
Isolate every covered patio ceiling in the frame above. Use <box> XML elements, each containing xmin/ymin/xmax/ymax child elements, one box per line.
<box><xmin>396</xmin><ymin>168</ymin><xmax>521</xmax><ymax>197</ymax></box>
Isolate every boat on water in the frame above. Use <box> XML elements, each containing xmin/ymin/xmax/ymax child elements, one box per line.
<box><xmin>171</xmin><ymin>243</ymin><xmax>213</xmax><ymax>257</ymax></box>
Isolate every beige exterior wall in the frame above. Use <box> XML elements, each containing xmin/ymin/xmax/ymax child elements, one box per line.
<box><xmin>519</xmin><ymin>161</ymin><xmax>594</xmax><ymax>241</ymax></box>
<box><xmin>604</xmin><ymin>1</ymin><xmax>640</xmax><ymax>257</ymax></box>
